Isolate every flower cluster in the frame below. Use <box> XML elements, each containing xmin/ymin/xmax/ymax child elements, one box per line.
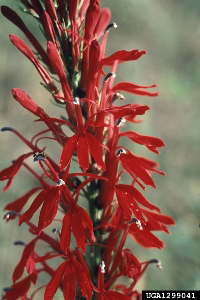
<box><xmin>1</xmin><ymin>1</ymin><xmax>175</xmax><ymax>299</ymax></box>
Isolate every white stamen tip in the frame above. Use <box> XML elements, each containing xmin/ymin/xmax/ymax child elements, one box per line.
<box><xmin>100</xmin><ymin>261</ymin><xmax>105</xmax><ymax>273</ymax></box>
<box><xmin>117</xmin><ymin>148</ymin><xmax>126</xmax><ymax>156</ymax></box>
<box><xmin>74</xmin><ymin>97</ymin><xmax>80</xmax><ymax>105</ymax></box>
<box><xmin>56</xmin><ymin>179</ymin><xmax>65</xmax><ymax>186</ymax></box>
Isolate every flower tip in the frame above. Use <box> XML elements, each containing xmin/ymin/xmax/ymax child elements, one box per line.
<box><xmin>100</xmin><ymin>261</ymin><xmax>105</xmax><ymax>273</ymax></box>
<box><xmin>105</xmin><ymin>22</ymin><xmax>117</xmax><ymax>32</ymax></box>
<box><xmin>116</xmin><ymin>148</ymin><xmax>126</xmax><ymax>156</ymax></box>
<box><xmin>5</xmin><ymin>211</ymin><xmax>19</xmax><ymax>219</ymax></box>
<box><xmin>74</xmin><ymin>97</ymin><xmax>80</xmax><ymax>105</ymax></box>
<box><xmin>104</xmin><ymin>72</ymin><xmax>116</xmax><ymax>82</ymax></box>
<box><xmin>1</xmin><ymin>126</ymin><xmax>13</xmax><ymax>132</ymax></box>
<box><xmin>56</xmin><ymin>179</ymin><xmax>65</xmax><ymax>186</ymax></box>
<box><xmin>52</xmin><ymin>227</ymin><xmax>61</xmax><ymax>234</ymax></box>
<box><xmin>13</xmin><ymin>241</ymin><xmax>25</xmax><ymax>246</ymax></box>
<box><xmin>148</xmin><ymin>259</ymin><xmax>162</xmax><ymax>270</ymax></box>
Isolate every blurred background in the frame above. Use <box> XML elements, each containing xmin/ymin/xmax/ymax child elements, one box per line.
<box><xmin>0</xmin><ymin>0</ymin><xmax>199</xmax><ymax>297</ymax></box>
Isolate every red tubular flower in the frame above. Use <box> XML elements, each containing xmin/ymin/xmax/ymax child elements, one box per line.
<box><xmin>3</xmin><ymin>275</ymin><xmax>33</xmax><ymax>300</ymax></box>
<box><xmin>112</xmin><ymin>81</ymin><xmax>159</xmax><ymax>97</ymax></box>
<box><xmin>100</xmin><ymin>49</ymin><xmax>147</xmax><ymax>66</ymax></box>
<box><xmin>12</xmin><ymin>88</ymin><xmax>47</xmax><ymax>118</ymax></box>
<box><xmin>118</xmin><ymin>149</ymin><xmax>165</xmax><ymax>188</ymax></box>
<box><xmin>4</xmin><ymin>187</ymin><xmax>42</xmax><ymax>215</ymax></box>
<box><xmin>0</xmin><ymin>152</ymin><xmax>33</xmax><ymax>192</ymax></box>
<box><xmin>119</xmin><ymin>131</ymin><xmax>166</xmax><ymax>154</ymax></box>
<box><xmin>59</xmin><ymin>100</ymin><xmax>106</xmax><ymax>171</ymax></box>
<box><xmin>97</xmin><ymin>263</ymin><xmax>131</xmax><ymax>300</ymax></box>
<box><xmin>10</xmin><ymin>34</ymin><xmax>54</xmax><ymax>86</ymax></box>
<box><xmin>41</xmin><ymin>10</ymin><xmax>57</xmax><ymax>44</ymax></box>
<box><xmin>29</xmin><ymin>0</ymin><xmax>43</xmax><ymax>17</ymax></box>
<box><xmin>94</xmin><ymin>7</ymin><xmax>111</xmax><ymax>38</ymax></box>
<box><xmin>19</xmin><ymin>184</ymin><xmax>61</xmax><ymax>234</ymax></box>
<box><xmin>60</xmin><ymin>185</ymin><xmax>94</xmax><ymax>253</ymax></box>
<box><xmin>44</xmin><ymin>249</ymin><xmax>93</xmax><ymax>300</ymax></box>
<box><xmin>12</xmin><ymin>238</ymin><xmax>38</xmax><ymax>284</ymax></box>
<box><xmin>1</xmin><ymin>6</ymin><xmax>49</xmax><ymax>65</ymax></box>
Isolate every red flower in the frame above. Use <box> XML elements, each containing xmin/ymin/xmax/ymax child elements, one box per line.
<box><xmin>118</xmin><ymin>149</ymin><xmax>165</xmax><ymax>189</ymax></box>
<box><xmin>2</xmin><ymin>275</ymin><xmax>33</xmax><ymax>300</ymax></box>
<box><xmin>44</xmin><ymin>249</ymin><xmax>93</xmax><ymax>300</ymax></box>
<box><xmin>19</xmin><ymin>184</ymin><xmax>62</xmax><ymax>234</ymax></box>
<box><xmin>0</xmin><ymin>152</ymin><xmax>33</xmax><ymax>192</ymax></box>
<box><xmin>1</xmin><ymin>6</ymin><xmax>49</xmax><ymax>64</ymax></box>
<box><xmin>119</xmin><ymin>131</ymin><xmax>165</xmax><ymax>154</ymax></box>
<box><xmin>12</xmin><ymin>238</ymin><xmax>38</xmax><ymax>284</ymax></box>
<box><xmin>60</xmin><ymin>185</ymin><xmax>94</xmax><ymax>253</ymax></box>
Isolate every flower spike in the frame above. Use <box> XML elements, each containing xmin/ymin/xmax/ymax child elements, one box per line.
<box><xmin>1</xmin><ymin>1</ymin><xmax>175</xmax><ymax>298</ymax></box>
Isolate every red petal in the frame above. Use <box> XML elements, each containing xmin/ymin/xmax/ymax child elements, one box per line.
<box><xmin>141</xmin><ymin>208</ymin><xmax>175</xmax><ymax>225</ymax></box>
<box><xmin>130</xmin><ymin>226</ymin><xmax>164</xmax><ymax>249</ymax></box>
<box><xmin>117</xmin><ymin>184</ymin><xmax>161</xmax><ymax>213</ymax></box>
<box><xmin>71</xmin><ymin>207</ymin><xmax>86</xmax><ymax>252</ymax></box>
<box><xmin>85</xmin><ymin>133</ymin><xmax>106</xmax><ymax>171</ymax></box>
<box><xmin>60</xmin><ymin>134</ymin><xmax>79</xmax><ymax>170</ymax></box>
<box><xmin>112</xmin><ymin>82</ymin><xmax>158</xmax><ymax>97</ymax></box>
<box><xmin>63</xmin><ymin>260</ymin><xmax>76</xmax><ymax>300</ymax></box>
<box><xmin>115</xmin><ymin>188</ymin><xmax>132</xmax><ymax>220</ymax></box>
<box><xmin>100</xmin><ymin>50</ymin><xmax>146</xmax><ymax>65</ymax></box>
<box><xmin>37</xmin><ymin>187</ymin><xmax>60</xmax><ymax>233</ymax></box>
<box><xmin>44</xmin><ymin>261</ymin><xmax>66</xmax><ymax>300</ymax></box>
<box><xmin>77</xmin><ymin>136</ymin><xmax>89</xmax><ymax>171</ymax></box>
<box><xmin>104</xmin><ymin>104</ymin><xmax>149</xmax><ymax>119</ymax></box>
<box><xmin>60</xmin><ymin>211</ymin><xmax>71</xmax><ymax>252</ymax></box>
<box><xmin>4</xmin><ymin>187</ymin><xmax>42</xmax><ymax>212</ymax></box>
<box><xmin>1</xmin><ymin>6</ymin><xmax>49</xmax><ymax>64</ymax></box>
<box><xmin>72</xmin><ymin>255</ymin><xmax>93</xmax><ymax>299</ymax></box>
<box><xmin>19</xmin><ymin>187</ymin><xmax>53</xmax><ymax>225</ymax></box>
<box><xmin>77</xmin><ymin>206</ymin><xmax>93</xmax><ymax>231</ymax></box>
<box><xmin>120</xmin><ymin>131</ymin><xmax>165</xmax><ymax>153</ymax></box>
<box><xmin>119</xmin><ymin>153</ymin><xmax>156</xmax><ymax>188</ymax></box>
<box><xmin>13</xmin><ymin>238</ymin><xmax>37</xmax><ymax>283</ymax></box>
<box><xmin>4</xmin><ymin>275</ymin><xmax>32</xmax><ymax>300</ymax></box>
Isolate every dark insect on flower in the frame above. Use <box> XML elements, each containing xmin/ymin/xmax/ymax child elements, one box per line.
<box><xmin>33</xmin><ymin>152</ymin><xmax>47</xmax><ymax>162</ymax></box>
